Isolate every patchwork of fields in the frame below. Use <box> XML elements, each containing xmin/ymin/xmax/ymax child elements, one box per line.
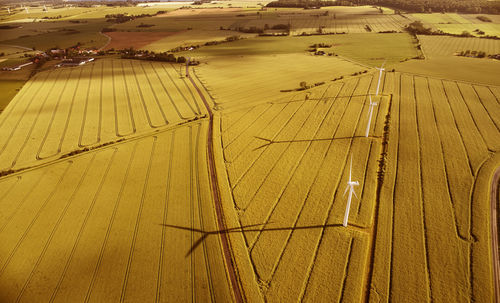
<box><xmin>0</xmin><ymin>3</ymin><xmax>499</xmax><ymax>302</ymax></box>
<box><xmin>0</xmin><ymin>59</ymin><xmax>203</xmax><ymax>170</ymax></box>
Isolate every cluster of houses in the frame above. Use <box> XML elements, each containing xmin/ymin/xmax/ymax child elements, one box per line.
<box><xmin>2</xmin><ymin>47</ymin><xmax>97</xmax><ymax>71</ymax></box>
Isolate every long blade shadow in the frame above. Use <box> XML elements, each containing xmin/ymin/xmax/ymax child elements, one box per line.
<box><xmin>253</xmin><ymin>135</ymin><xmax>381</xmax><ymax>151</ymax></box>
<box><xmin>160</xmin><ymin>222</ymin><xmax>346</xmax><ymax>256</ymax></box>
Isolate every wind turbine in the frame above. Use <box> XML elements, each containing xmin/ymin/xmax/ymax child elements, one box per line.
<box><xmin>365</xmin><ymin>94</ymin><xmax>378</xmax><ymax>137</ymax></box>
<box><xmin>7</xmin><ymin>7</ymin><xmax>10</xmax><ymax>14</ymax></box>
<box><xmin>343</xmin><ymin>156</ymin><xmax>359</xmax><ymax>227</ymax></box>
<box><xmin>375</xmin><ymin>61</ymin><xmax>385</xmax><ymax>96</ymax></box>
<box><xmin>43</xmin><ymin>5</ymin><xmax>48</xmax><ymax>12</ymax></box>
<box><xmin>24</xmin><ymin>5</ymin><xmax>29</xmax><ymax>14</ymax></box>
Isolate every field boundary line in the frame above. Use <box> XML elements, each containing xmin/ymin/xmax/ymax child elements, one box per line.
<box><xmin>98</xmin><ymin>32</ymin><xmax>111</xmax><ymax>51</ymax></box>
<box><xmin>187</xmin><ymin>59</ymin><xmax>245</xmax><ymax>303</ymax></box>
<box><xmin>491</xmin><ymin>164</ymin><xmax>500</xmax><ymax>303</ymax></box>
<box><xmin>470</xmin><ymin>152</ymin><xmax>500</xmax><ymax>302</ymax></box>
<box><xmin>0</xmin><ymin>117</ymin><xmax>207</xmax><ymax>181</ymax></box>
<box><xmin>193</xmin><ymin>124</ymin><xmax>217</xmax><ymax>302</ymax></box>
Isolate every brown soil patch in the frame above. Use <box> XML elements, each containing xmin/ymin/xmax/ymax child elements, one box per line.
<box><xmin>104</xmin><ymin>31</ymin><xmax>181</xmax><ymax>50</ymax></box>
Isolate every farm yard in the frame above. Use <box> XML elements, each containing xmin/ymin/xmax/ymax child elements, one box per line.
<box><xmin>0</xmin><ymin>1</ymin><xmax>499</xmax><ymax>302</ymax></box>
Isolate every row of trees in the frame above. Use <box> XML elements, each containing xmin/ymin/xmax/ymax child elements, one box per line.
<box><xmin>407</xmin><ymin>21</ymin><xmax>500</xmax><ymax>39</ymax></box>
<box><xmin>105</xmin><ymin>11</ymin><xmax>166</xmax><ymax>24</ymax></box>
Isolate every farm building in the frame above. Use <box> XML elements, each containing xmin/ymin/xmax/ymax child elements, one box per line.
<box><xmin>56</xmin><ymin>57</ymin><xmax>94</xmax><ymax>67</ymax></box>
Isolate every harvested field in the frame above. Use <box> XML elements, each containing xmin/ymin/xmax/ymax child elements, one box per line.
<box><xmin>0</xmin><ymin>122</ymin><xmax>234</xmax><ymax>302</ymax></box>
<box><xmin>103</xmin><ymin>31</ymin><xmax>182</xmax><ymax>51</ymax></box>
<box><xmin>218</xmin><ymin>72</ymin><xmax>500</xmax><ymax>302</ymax></box>
<box><xmin>0</xmin><ymin>59</ymin><xmax>204</xmax><ymax>170</ymax></box>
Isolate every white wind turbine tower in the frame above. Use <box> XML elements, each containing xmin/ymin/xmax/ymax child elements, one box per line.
<box><xmin>365</xmin><ymin>94</ymin><xmax>378</xmax><ymax>137</ymax></box>
<box><xmin>7</xmin><ymin>7</ymin><xmax>10</xmax><ymax>14</ymax></box>
<box><xmin>343</xmin><ymin>156</ymin><xmax>359</xmax><ymax>227</ymax></box>
<box><xmin>43</xmin><ymin>5</ymin><xmax>48</xmax><ymax>12</ymax></box>
<box><xmin>375</xmin><ymin>62</ymin><xmax>385</xmax><ymax>96</ymax></box>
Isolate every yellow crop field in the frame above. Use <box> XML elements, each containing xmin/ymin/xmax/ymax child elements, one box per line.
<box><xmin>0</xmin><ymin>3</ymin><xmax>499</xmax><ymax>302</ymax></box>
<box><xmin>0</xmin><ymin>122</ymin><xmax>235</xmax><ymax>302</ymax></box>
<box><xmin>0</xmin><ymin>59</ymin><xmax>203</xmax><ymax>171</ymax></box>
<box><xmin>192</xmin><ymin>54</ymin><xmax>364</xmax><ymax>110</ymax></box>
<box><xmin>214</xmin><ymin>70</ymin><xmax>500</xmax><ymax>301</ymax></box>
<box><xmin>418</xmin><ymin>35</ymin><xmax>500</xmax><ymax>58</ymax></box>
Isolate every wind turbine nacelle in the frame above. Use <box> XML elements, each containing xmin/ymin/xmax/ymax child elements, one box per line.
<box><xmin>348</xmin><ymin>181</ymin><xmax>359</xmax><ymax>186</ymax></box>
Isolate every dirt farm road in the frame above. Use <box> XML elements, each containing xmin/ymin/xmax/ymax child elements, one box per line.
<box><xmin>186</xmin><ymin>59</ymin><xmax>244</xmax><ymax>303</ymax></box>
<box><xmin>492</xmin><ymin>166</ymin><xmax>500</xmax><ymax>303</ymax></box>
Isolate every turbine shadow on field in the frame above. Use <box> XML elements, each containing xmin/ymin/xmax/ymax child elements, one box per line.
<box><xmin>253</xmin><ymin>135</ymin><xmax>381</xmax><ymax>150</ymax></box>
<box><xmin>273</xmin><ymin>93</ymin><xmax>390</xmax><ymax>104</ymax></box>
<box><xmin>161</xmin><ymin>222</ymin><xmax>344</xmax><ymax>256</ymax></box>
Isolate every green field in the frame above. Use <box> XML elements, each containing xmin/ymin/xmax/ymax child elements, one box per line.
<box><xmin>0</xmin><ymin>80</ymin><xmax>25</xmax><ymax>111</ymax></box>
<box><xmin>184</xmin><ymin>33</ymin><xmax>420</xmax><ymax>66</ymax></box>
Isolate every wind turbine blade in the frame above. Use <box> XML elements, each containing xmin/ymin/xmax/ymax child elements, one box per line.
<box><xmin>353</xmin><ymin>189</ymin><xmax>358</xmax><ymax>199</ymax></box>
<box><xmin>343</xmin><ymin>185</ymin><xmax>349</xmax><ymax>197</ymax></box>
<box><xmin>369</xmin><ymin>94</ymin><xmax>372</xmax><ymax>105</ymax></box>
<box><xmin>381</xmin><ymin>59</ymin><xmax>386</xmax><ymax>69</ymax></box>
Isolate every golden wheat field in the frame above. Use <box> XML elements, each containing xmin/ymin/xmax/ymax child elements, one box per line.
<box><xmin>0</xmin><ymin>59</ymin><xmax>204</xmax><ymax>170</ymax></box>
<box><xmin>0</xmin><ymin>2</ymin><xmax>499</xmax><ymax>302</ymax></box>
<box><xmin>208</xmin><ymin>69</ymin><xmax>500</xmax><ymax>302</ymax></box>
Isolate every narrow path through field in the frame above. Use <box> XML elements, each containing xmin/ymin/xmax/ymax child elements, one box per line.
<box><xmin>491</xmin><ymin>166</ymin><xmax>500</xmax><ymax>303</ymax></box>
<box><xmin>97</xmin><ymin>33</ymin><xmax>111</xmax><ymax>52</ymax></box>
<box><xmin>186</xmin><ymin>59</ymin><xmax>243</xmax><ymax>303</ymax></box>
